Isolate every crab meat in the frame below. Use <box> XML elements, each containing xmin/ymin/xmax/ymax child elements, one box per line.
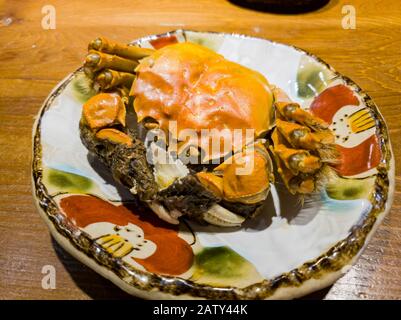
<box><xmin>149</xmin><ymin>142</ymin><xmax>190</xmax><ymax>190</ymax></box>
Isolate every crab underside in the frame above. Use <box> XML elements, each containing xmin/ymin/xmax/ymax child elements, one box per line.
<box><xmin>79</xmin><ymin>37</ymin><xmax>337</xmax><ymax>227</ymax></box>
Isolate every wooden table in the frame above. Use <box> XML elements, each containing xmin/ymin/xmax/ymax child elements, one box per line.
<box><xmin>0</xmin><ymin>0</ymin><xmax>400</xmax><ymax>300</ymax></box>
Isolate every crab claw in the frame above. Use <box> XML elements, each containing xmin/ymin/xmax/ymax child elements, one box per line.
<box><xmin>197</xmin><ymin>140</ymin><xmax>274</xmax><ymax>205</ymax></box>
<box><xmin>196</xmin><ymin>172</ymin><xmax>224</xmax><ymax>198</ymax></box>
<box><xmin>202</xmin><ymin>204</ymin><xmax>245</xmax><ymax>227</ymax></box>
<box><xmin>82</xmin><ymin>93</ymin><xmax>126</xmax><ymax>131</ymax></box>
<box><xmin>95</xmin><ymin>128</ymin><xmax>132</xmax><ymax>146</ymax></box>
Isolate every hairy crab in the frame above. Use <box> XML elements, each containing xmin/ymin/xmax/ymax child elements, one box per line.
<box><xmin>79</xmin><ymin>37</ymin><xmax>337</xmax><ymax>227</ymax></box>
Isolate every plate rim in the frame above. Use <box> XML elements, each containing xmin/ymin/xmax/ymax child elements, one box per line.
<box><xmin>31</xmin><ymin>29</ymin><xmax>395</xmax><ymax>299</ymax></box>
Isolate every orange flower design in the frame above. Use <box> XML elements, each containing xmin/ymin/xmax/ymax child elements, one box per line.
<box><xmin>150</xmin><ymin>35</ymin><xmax>179</xmax><ymax>49</ymax></box>
<box><xmin>59</xmin><ymin>195</ymin><xmax>194</xmax><ymax>276</ymax></box>
<box><xmin>310</xmin><ymin>84</ymin><xmax>382</xmax><ymax>176</ymax></box>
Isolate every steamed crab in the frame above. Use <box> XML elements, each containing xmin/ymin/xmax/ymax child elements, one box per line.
<box><xmin>79</xmin><ymin>37</ymin><xmax>336</xmax><ymax>227</ymax></box>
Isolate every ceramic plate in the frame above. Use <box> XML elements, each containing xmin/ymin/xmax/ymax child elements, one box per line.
<box><xmin>32</xmin><ymin>30</ymin><xmax>394</xmax><ymax>299</ymax></box>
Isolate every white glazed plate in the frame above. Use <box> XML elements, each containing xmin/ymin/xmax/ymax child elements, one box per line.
<box><xmin>32</xmin><ymin>30</ymin><xmax>394</xmax><ymax>299</ymax></box>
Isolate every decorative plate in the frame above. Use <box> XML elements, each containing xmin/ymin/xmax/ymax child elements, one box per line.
<box><xmin>32</xmin><ymin>30</ymin><xmax>394</xmax><ymax>299</ymax></box>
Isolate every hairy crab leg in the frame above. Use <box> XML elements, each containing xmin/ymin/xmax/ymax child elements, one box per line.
<box><xmin>88</xmin><ymin>37</ymin><xmax>155</xmax><ymax>60</ymax></box>
<box><xmin>84</xmin><ymin>37</ymin><xmax>154</xmax><ymax>91</ymax></box>
<box><xmin>270</xmin><ymin>89</ymin><xmax>337</xmax><ymax>195</ymax></box>
<box><xmin>276</xmin><ymin>119</ymin><xmax>334</xmax><ymax>150</ymax></box>
<box><xmin>275</xmin><ymin>101</ymin><xmax>329</xmax><ymax>130</ymax></box>
<box><xmin>271</xmin><ymin>130</ymin><xmax>316</xmax><ymax>194</ymax></box>
<box><xmin>85</xmin><ymin>50</ymin><xmax>139</xmax><ymax>73</ymax></box>
<box><xmin>95</xmin><ymin>69</ymin><xmax>136</xmax><ymax>90</ymax></box>
<box><xmin>274</xmin><ymin>144</ymin><xmax>321</xmax><ymax>175</ymax></box>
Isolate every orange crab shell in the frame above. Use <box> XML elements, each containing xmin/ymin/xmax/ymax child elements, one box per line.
<box><xmin>130</xmin><ymin>42</ymin><xmax>274</xmax><ymax>159</ymax></box>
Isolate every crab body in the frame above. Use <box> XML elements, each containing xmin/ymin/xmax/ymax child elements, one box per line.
<box><xmin>80</xmin><ymin>38</ymin><xmax>336</xmax><ymax>227</ymax></box>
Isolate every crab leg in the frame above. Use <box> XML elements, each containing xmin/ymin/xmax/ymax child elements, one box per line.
<box><xmin>95</xmin><ymin>69</ymin><xmax>135</xmax><ymax>90</ymax></box>
<box><xmin>287</xmin><ymin>173</ymin><xmax>316</xmax><ymax>194</ymax></box>
<box><xmin>273</xmin><ymin>149</ymin><xmax>315</xmax><ymax>194</ymax></box>
<box><xmin>276</xmin><ymin>119</ymin><xmax>334</xmax><ymax>150</ymax></box>
<box><xmin>84</xmin><ymin>38</ymin><xmax>155</xmax><ymax>91</ymax></box>
<box><xmin>88</xmin><ymin>37</ymin><xmax>155</xmax><ymax>60</ymax></box>
<box><xmin>270</xmin><ymin>93</ymin><xmax>337</xmax><ymax>194</ymax></box>
<box><xmin>85</xmin><ymin>50</ymin><xmax>138</xmax><ymax>73</ymax></box>
<box><xmin>275</xmin><ymin>101</ymin><xmax>329</xmax><ymax>130</ymax></box>
<box><xmin>270</xmin><ymin>129</ymin><xmax>317</xmax><ymax>194</ymax></box>
<box><xmin>274</xmin><ymin>144</ymin><xmax>321</xmax><ymax>175</ymax></box>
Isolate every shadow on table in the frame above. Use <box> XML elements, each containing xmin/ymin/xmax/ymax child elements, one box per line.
<box><xmin>51</xmin><ymin>237</ymin><xmax>135</xmax><ymax>300</ymax></box>
<box><xmin>52</xmin><ymin>237</ymin><xmax>332</xmax><ymax>300</ymax></box>
<box><xmin>228</xmin><ymin>0</ymin><xmax>335</xmax><ymax>14</ymax></box>
<box><xmin>300</xmin><ymin>286</ymin><xmax>332</xmax><ymax>300</ymax></box>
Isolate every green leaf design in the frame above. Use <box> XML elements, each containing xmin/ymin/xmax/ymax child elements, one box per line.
<box><xmin>71</xmin><ymin>72</ymin><xmax>97</xmax><ymax>103</ymax></box>
<box><xmin>45</xmin><ymin>168</ymin><xmax>93</xmax><ymax>193</ymax></box>
<box><xmin>296</xmin><ymin>56</ymin><xmax>331</xmax><ymax>99</ymax></box>
<box><xmin>191</xmin><ymin>246</ymin><xmax>262</xmax><ymax>287</ymax></box>
<box><xmin>326</xmin><ymin>176</ymin><xmax>375</xmax><ymax>200</ymax></box>
<box><xmin>185</xmin><ymin>33</ymin><xmax>223</xmax><ymax>52</ymax></box>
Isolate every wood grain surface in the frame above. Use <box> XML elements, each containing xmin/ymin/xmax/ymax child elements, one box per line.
<box><xmin>0</xmin><ymin>0</ymin><xmax>400</xmax><ymax>300</ymax></box>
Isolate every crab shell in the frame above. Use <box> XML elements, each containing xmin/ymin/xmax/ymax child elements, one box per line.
<box><xmin>130</xmin><ymin>42</ymin><xmax>274</xmax><ymax>161</ymax></box>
